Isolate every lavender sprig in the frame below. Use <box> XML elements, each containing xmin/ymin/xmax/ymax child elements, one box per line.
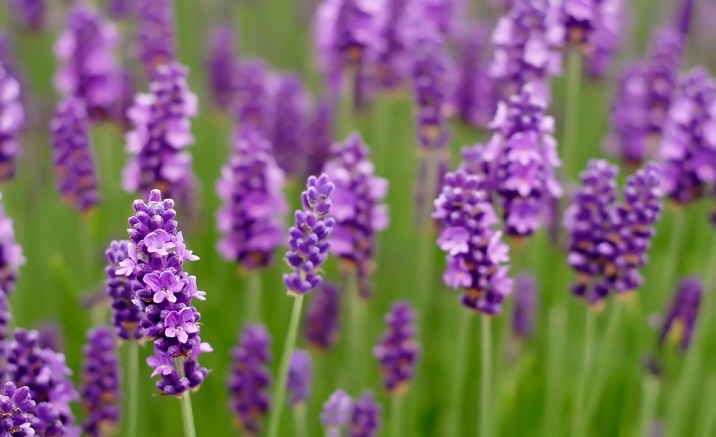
<box><xmin>80</xmin><ymin>326</ymin><xmax>121</xmax><ymax>437</ymax></box>
<box><xmin>321</xmin><ymin>389</ymin><xmax>353</xmax><ymax>437</ymax></box>
<box><xmin>287</xmin><ymin>350</ymin><xmax>312</xmax><ymax>407</ymax></box>
<box><xmin>105</xmin><ymin>240</ymin><xmax>144</xmax><ymax>341</ymax></box>
<box><xmin>304</xmin><ymin>281</ymin><xmax>341</xmax><ymax>351</ymax></box>
<box><xmin>136</xmin><ymin>0</ymin><xmax>177</xmax><ymax>75</ymax></box>
<box><xmin>205</xmin><ymin>25</ymin><xmax>237</xmax><ymax>112</ymax></box>
<box><xmin>373</xmin><ymin>301</ymin><xmax>419</xmax><ymax>394</ymax></box>
<box><xmin>0</xmin><ymin>64</ymin><xmax>24</xmax><ymax>184</ymax></box>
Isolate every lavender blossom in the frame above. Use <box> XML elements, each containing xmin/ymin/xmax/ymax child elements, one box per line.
<box><xmin>433</xmin><ymin>170</ymin><xmax>513</xmax><ymax>314</ymax></box>
<box><xmin>349</xmin><ymin>392</ymin><xmax>381</xmax><ymax>437</ymax></box>
<box><xmin>228</xmin><ymin>324</ymin><xmax>271</xmax><ymax>436</ymax></box>
<box><xmin>488</xmin><ymin>84</ymin><xmax>562</xmax><ymax>238</ymax></box>
<box><xmin>283</xmin><ymin>174</ymin><xmax>336</xmax><ymax>295</ymax></box>
<box><xmin>119</xmin><ymin>189</ymin><xmax>209</xmax><ymax>396</ymax></box>
<box><xmin>306</xmin><ymin>98</ymin><xmax>335</xmax><ymax>178</ymax></box>
<box><xmin>106</xmin><ymin>241</ymin><xmax>143</xmax><ymax>340</ymax></box>
<box><xmin>107</xmin><ymin>0</ymin><xmax>135</xmax><ymax>19</ymax></box>
<box><xmin>269</xmin><ymin>73</ymin><xmax>312</xmax><ymax>178</ymax></box>
<box><xmin>31</xmin><ymin>402</ymin><xmax>67</xmax><ymax>436</ymax></box>
<box><xmin>136</xmin><ymin>0</ymin><xmax>176</xmax><ymax>74</ymax></box>
<box><xmin>0</xmin><ymin>65</ymin><xmax>24</xmax><ymax>184</ymax></box>
<box><xmin>373</xmin><ymin>301</ymin><xmax>419</xmax><ymax>393</ymax></box>
<box><xmin>216</xmin><ymin>128</ymin><xmax>287</xmax><ymax>270</ymax></box>
<box><xmin>123</xmin><ymin>62</ymin><xmax>198</xmax><ymax>200</ymax></box>
<box><xmin>50</xmin><ymin>96</ymin><xmax>100</xmax><ymax>213</ymax></box>
<box><xmin>561</xmin><ymin>0</ymin><xmax>597</xmax><ymax>48</ymax></box>
<box><xmin>375</xmin><ymin>0</ymin><xmax>410</xmax><ymax>89</ymax></box>
<box><xmin>453</xmin><ymin>22</ymin><xmax>496</xmax><ymax>129</ymax></box>
<box><xmin>323</xmin><ymin>133</ymin><xmax>389</xmax><ymax>298</ymax></box>
<box><xmin>80</xmin><ymin>326</ymin><xmax>121</xmax><ymax>437</ymax></box>
<box><xmin>206</xmin><ymin>25</ymin><xmax>237</xmax><ymax>112</ymax></box>
<box><xmin>9</xmin><ymin>0</ymin><xmax>45</xmax><ymax>31</ymax></box>
<box><xmin>287</xmin><ymin>349</ymin><xmax>312</xmax><ymax>407</ymax></box>
<box><xmin>321</xmin><ymin>389</ymin><xmax>353</xmax><ymax>437</ymax></box>
<box><xmin>0</xmin><ymin>382</ymin><xmax>36</xmax><ymax>437</ymax></box>
<box><xmin>659</xmin><ymin>277</ymin><xmax>701</xmax><ymax>352</ymax></box>
<box><xmin>0</xmin><ymin>194</ymin><xmax>25</xmax><ymax>296</ymax></box>
<box><xmin>54</xmin><ymin>5</ymin><xmax>120</xmax><ymax>119</ymax></box>
<box><xmin>304</xmin><ymin>281</ymin><xmax>341</xmax><ymax>351</ymax></box>
<box><xmin>234</xmin><ymin>59</ymin><xmax>270</xmax><ymax>135</ymax></box>
<box><xmin>586</xmin><ymin>0</ymin><xmax>625</xmax><ymax>79</ymax></box>
<box><xmin>512</xmin><ymin>273</ymin><xmax>537</xmax><ymax>339</ymax></box>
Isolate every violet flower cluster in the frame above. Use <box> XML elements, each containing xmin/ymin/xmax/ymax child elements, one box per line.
<box><xmin>0</xmin><ymin>195</ymin><xmax>25</xmax><ymax>296</ymax></box>
<box><xmin>54</xmin><ymin>4</ymin><xmax>120</xmax><ymax>119</ymax></box>
<box><xmin>0</xmin><ymin>381</ymin><xmax>35</xmax><ymax>437</ymax></box>
<box><xmin>269</xmin><ymin>73</ymin><xmax>312</xmax><ymax>178</ymax></box>
<box><xmin>50</xmin><ymin>96</ymin><xmax>100</xmax><ymax>213</ymax></box>
<box><xmin>659</xmin><ymin>277</ymin><xmax>702</xmax><ymax>352</ymax></box>
<box><xmin>105</xmin><ymin>240</ymin><xmax>144</xmax><ymax>340</ymax></box>
<box><xmin>321</xmin><ymin>389</ymin><xmax>353</xmax><ymax>437</ymax></box>
<box><xmin>433</xmin><ymin>170</ymin><xmax>513</xmax><ymax>314</ymax></box>
<box><xmin>512</xmin><ymin>273</ymin><xmax>537</xmax><ymax>339</ymax></box>
<box><xmin>349</xmin><ymin>392</ymin><xmax>381</xmax><ymax>437</ymax></box>
<box><xmin>374</xmin><ymin>0</ymin><xmax>409</xmax><ymax>90</ymax></box>
<box><xmin>304</xmin><ymin>281</ymin><xmax>341</xmax><ymax>351</ymax></box>
<box><xmin>561</xmin><ymin>0</ymin><xmax>597</xmax><ymax>48</ymax></box>
<box><xmin>373</xmin><ymin>301</ymin><xmax>419</xmax><ymax>393</ymax></box>
<box><xmin>228</xmin><ymin>324</ymin><xmax>271</xmax><ymax>436</ymax></box>
<box><xmin>323</xmin><ymin>133</ymin><xmax>389</xmax><ymax>298</ymax></box>
<box><xmin>108</xmin><ymin>0</ymin><xmax>135</xmax><ymax>20</ymax></box>
<box><xmin>136</xmin><ymin>0</ymin><xmax>177</xmax><ymax>75</ymax></box>
<box><xmin>586</xmin><ymin>0</ymin><xmax>624</xmax><ymax>78</ymax></box>
<box><xmin>205</xmin><ymin>25</ymin><xmax>237</xmax><ymax>112</ymax></box>
<box><xmin>123</xmin><ymin>62</ymin><xmax>198</xmax><ymax>200</ymax></box>
<box><xmin>453</xmin><ymin>22</ymin><xmax>496</xmax><ymax>130</ymax></box>
<box><xmin>306</xmin><ymin>98</ymin><xmax>335</xmax><ymax>178</ymax></box>
<box><xmin>234</xmin><ymin>59</ymin><xmax>270</xmax><ymax>135</ymax></box>
<box><xmin>287</xmin><ymin>349</ymin><xmax>312</xmax><ymax>407</ymax></box>
<box><xmin>9</xmin><ymin>0</ymin><xmax>45</xmax><ymax>31</ymax></box>
<box><xmin>283</xmin><ymin>174</ymin><xmax>336</xmax><ymax>295</ymax></box>
<box><xmin>80</xmin><ymin>326</ymin><xmax>121</xmax><ymax>437</ymax></box>
<box><xmin>0</xmin><ymin>64</ymin><xmax>24</xmax><ymax>184</ymax></box>
<box><xmin>216</xmin><ymin>128</ymin><xmax>287</xmax><ymax>271</ymax></box>
<box><xmin>118</xmin><ymin>189</ymin><xmax>209</xmax><ymax>396</ymax></box>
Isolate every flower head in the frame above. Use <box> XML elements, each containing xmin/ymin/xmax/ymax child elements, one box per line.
<box><xmin>304</xmin><ymin>281</ymin><xmax>341</xmax><ymax>351</ymax></box>
<box><xmin>269</xmin><ymin>73</ymin><xmax>312</xmax><ymax>178</ymax></box>
<box><xmin>105</xmin><ymin>240</ymin><xmax>143</xmax><ymax>340</ymax></box>
<box><xmin>350</xmin><ymin>392</ymin><xmax>381</xmax><ymax>437</ymax></box>
<box><xmin>205</xmin><ymin>25</ymin><xmax>237</xmax><ymax>112</ymax></box>
<box><xmin>0</xmin><ymin>194</ymin><xmax>25</xmax><ymax>296</ymax></box>
<box><xmin>233</xmin><ymin>59</ymin><xmax>270</xmax><ymax>135</ymax></box>
<box><xmin>453</xmin><ymin>22</ymin><xmax>496</xmax><ymax>129</ymax></box>
<box><xmin>321</xmin><ymin>389</ymin><xmax>353</xmax><ymax>437</ymax></box>
<box><xmin>136</xmin><ymin>0</ymin><xmax>176</xmax><ymax>75</ymax></box>
<box><xmin>373</xmin><ymin>301</ymin><xmax>419</xmax><ymax>393</ymax></box>
<box><xmin>0</xmin><ymin>64</ymin><xmax>24</xmax><ymax>184</ymax></box>
<box><xmin>0</xmin><ymin>381</ymin><xmax>36</xmax><ymax>437</ymax></box>
<box><xmin>80</xmin><ymin>326</ymin><xmax>121</xmax><ymax>437</ymax></box>
<box><xmin>586</xmin><ymin>0</ymin><xmax>625</xmax><ymax>79</ymax></box>
<box><xmin>659</xmin><ymin>277</ymin><xmax>701</xmax><ymax>352</ymax></box>
<box><xmin>287</xmin><ymin>349</ymin><xmax>312</xmax><ymax>407</ymax></box>
<box><xmin>10</xmin><ymin>0</ymin><xmax>45</xmax><ymax>31</ymax></box>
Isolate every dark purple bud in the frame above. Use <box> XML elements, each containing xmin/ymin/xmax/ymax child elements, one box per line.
<box><xmin>0</xmin><ymin>382</ymin><xmax>36</xmax><ymax>436</ymax></box>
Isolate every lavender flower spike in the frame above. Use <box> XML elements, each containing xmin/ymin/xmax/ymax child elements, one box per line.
<box><xmin>283</xmin><ymin>174</ymin><xmax>336</xmax><ymax>295</ymax></box>
<box><xmin>0</xmin><ymin>194</ymin><xmax>26</xmax><ymax>296</ymax></box>
<box><xmin>205</xmin><ymin>25</ymin><xmax>237</xmax><ymax>112</ymax></box>
<box><xmin>659</xmin><ymin>277</ymin><xmax>701</xmax><ymax>352</ymax></box>
<box><xmin>350</xmin><ymin>392</ymin><xmax>381</xmax><ymax>437</ymax></box>
<box><xmin>80</xmin><ymin>326</ymin><xmax>121</xmax><ymax>437</ymax></box>
<box><xmin>51</xmin><ymin>96</ymin><xmax>100</xmax><ymax>213</ymax></box>
<box><xmin>287</xmin><ymin>349</ymin><xmax>312</xmax><ymax>407</ymax></box>
<box><xmin>0</xmin><ymin>382</ymin><xmax>36</xmax><ymax>437</ymax></box>
<box><xmin>10</xmin><ymin>0</ymin><xmax>45</xmax><ymax>31</ymax></box>
<box><xmin>321</xmin><ymin>389</ymin><xmax>353</xmax><ymax>437</ymax></box>
<box><xmin>228</xmin><ymin>324</ymin><xmax>271</xmax><ymax>436</ymax></box>
<box><xmin>304</xmin><ymin>281</ymin><xmax>341</xmax><ymax>351</ymax></box>
<box><xmin>269</xmin><ymin>73</ymin><xmax>312</xmax><ymax>178</ymax></box>
<box><xmin>108</xmin><ymin>0</ymin><xmax>135</xmax><ymax>20</ymax></box>
<box><xmin>512</xmin><ymin>273</ymin><xmax>537</xmax><ymax>339</ymax></box>
<box><xmin>453</xmin><ymin>22</ymin><xmax>496</xmax><ymax>130</ymax></box>
<box><xmin>373</xmin><ymin>301</ymin><xmax>419</xmax><ymax>393</ymax></box>
<box><xmin>0</xmin><ymin>64</ymin><xmax>24</xmax><ymax>184</ymax></box>
<box><xmin>136</xmin><ymin>0</ymin><xmax>177</xmax><ymax>74</ymax></box>
<box><xmin>586</xmin><ymin>0</ymin><xmax>624</xmax><ymax>79</ymax></box>
<box><xmin>561</xmin><ymin>0</ymin><xmax>597</xmax><ymax>49</ymax></box>
<box><xmin>121</xmin><ymin>189</ymin><xmax>209</xmax><ymax>396</ymax></box>
<box><xmin>106</xmin><ymin>240</ymin><xmax>144</xmax><ymax>340</ymax></box>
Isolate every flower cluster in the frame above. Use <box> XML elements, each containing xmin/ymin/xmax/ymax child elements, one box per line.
<box><xmin>306</xmin><ymin>99</ymin><xmax>335</xmax><ymax>178</ymax></box>
<box><xmin>205</xmin><ymin>25</ymin><xmax>237</xmax><ymax>112</ymax></box>
<box><xmin>512</xmin><ymin>273</ymin><xmax>537</xmax><ymax>339</ymax></box>
<box><xmin>0</xmin><ymin>195</ymin><xmax>25</xmax><ymax>296</ymax></box>
<box><xmin>283</xmin><ymin>174</ymin><xmax>336</xmax><ymax>295</ymax></box>
<box><xmin>10</xmin><ymin>0</ymin><xmax>45</xmax><ymax>31</ymax></box>
<box><xmin>561</xmin><ymin>0</ymin><xmax>597</xmax><ymax>48</ymax></box>
<box><xmin>269</xmin><ymin>73</ymin><xmax>312</xmax><ymax>178</ymax></box>
<box><xmin>228</xmin><ymin>324</ymin><xmax>271</xmax><ymax>436</ymax></box>
<box><xmin>374</xmin><ymin>0</ymin><xmax>410</xmax><ymax>90</ymax></box>
<box><xmin>323</xmin><ymin>133</ymin><xmax>389</xmax><ymax>298</ymax></box>
<box><xmin>433</xmin><ymin>170</ymin><xmax>513</xmax><ymax>314</ymax></box>
<box><xmin>105</xmin><ymin>240</ymin><xmax>144</xmax><ymax>340</ymax></box>
<box><xmin>118</xmin><ymin>189</ymin><xmax>209</xmax><ymax>396</ymax></box>
<box><xmin>488</xmin><ymin>85</ymin><xmax>562</xmax><ymax>238</ymax></box>
<box><xmin>453</xmin><ymin>22</ymin><xmax>496</xmax><ymax>130</ymax></box>
<box><xmin>287</xmin><ymin>349</ymin><xmax>312</xmax><ymax>407</ymax></box>
<box><xmin>321</xmin><ymin>389</ymin><xmax>353</xmax><ymax>437</ymax></box>
<box><xmin>50</xmin><ymin>96</ymin><xmax>100</xmax><ymax>213</ymax></box>
<box><xmin>586</xmin><ymin>0</ymin><xmax>624</xmax><ymax>78</ymax></box>
<box><xmin>349</xmin><ymin>392</ymin><xmax>381</xmax><ymax>437</ymax></box>
<box><xmin>234</xmin><ymin>59</ymin><xmax>270</xmax><ymax>135</ymax></box>
<box><xmin>0</xmin><ymin>64</ymin><xmax>24</xmax><ymax>184</ymax></box>
<box><xmin>0</xmin><ymin>382</ymin><xmax>35</xmax><ymax>437</ymax></box>
<box><xmin>373</xmin><ymin>301</ymin><xmax>419</xmax><ymax>393</ymax></box>
<box><xmin>80</xmin><ymin>326</ymin><xmax>121</xmax><ymax>437</ymax></box>
<box><xmin>137</xmin><ymin>0</ymin><xmax>177</xmax><ymax>75</ymax></box>
<box><xmin>216</xmin><ymin>128</ymin><xmax>287</xmax><ymax>271</ymax></box>
<box><xmin>304</xmin><ymin>281</ymin><xmax>341</xmax><ymax>351</ymax></box>
<box><xmin>54</xmin><ymin>4</ymin><xmax>120</xmax><ymax>119</ymax></box>
<box><xmin>123</xmin><ymin>62</ymin><xmax>198</xmax><ymax>200</ymax></box>
<box><xmin>108</xmin><ymin>0</ymin><xmax>135</xmax><ymax>20</ymax></box>
<box><xmin>659</xmin><ymin>277</ymin><xmax>702</xmax><ymax>352</ymax></box>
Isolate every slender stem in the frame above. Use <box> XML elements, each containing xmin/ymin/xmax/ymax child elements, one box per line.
<box><xmin>127</xmin><ymin>341</ymin><xmax>139</xmax><ymax>437</ymax></box>
<box><xmin>480</xmin><ymin>316</ymin><xmax>492</xmax><ymax>437</ymax></box>
<box><xmin>543</xmin><ymin>307</ymin><xmax>567</xmax><ymax>437</ymax></box>
<box><xmin>446</xmin><ymin>311</ymin><xmax>472</xmax><ymax>436</ymax></box>
<box><xmin>695</xmin><ymin>377</ymin><xmax>716</xmax><ymax>437</ymax></box>
<box><xmin>585</xmin><ymin>302</ymin><xmax>623</xmax><ymax>418</ymax></box>
<box><xmin>561</xmin><ymin>48</ymin><xmax>583</xmax><ymax>181</ymax></box>
<box><xmin>267</xmin><ymin>295</ymin><xmax>306</xmax><ymax>437</ymax></box>
<box><xmin>659</xmin><ymin>210</ymin><xmax>685</xmax><ymax>299</ymax></box>
<box><xmin>417</xmin><ymin>151</ymin><xmax>440</xmax><ymax>308</ymax></box>
<box><xmin>572</xmin><ymin>308</ymin><xmax>595</xmax><ymax>436</ymax></box>
<box><xmin>636</xmin><ymin>376</ymin><xmax>660</xmax><ymax>437</ymax></box>
<box><xmin>347</xmin><ymin>270</ymin><xmax>365</xmax><ymax>389</ymax></box>
<box><xmin>390</xmin><ymin>392</ymin><xmax>404</xmax><ymax>437</ymax></box>
<box><xmin>247</xmin><ymin>271</ymin><xmax>262</xmax><ymax>321</ymax></box>
<box><xmin>293</xmin><ymin>403</ymin><xmax>307</xmax><ymax>437</ymax></box>
<box><xmin>176</xmin><ymin>359</ymin><xmax>197</xmax><ymax>437</ymax></box>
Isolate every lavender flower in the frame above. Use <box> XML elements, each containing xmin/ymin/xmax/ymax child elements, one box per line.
<box><xmin>0</xmin><ymin>382</ymin><xmax>36</xmax><ymax>437</ymax></box>
<box><xmin>106</xmin><ymin>240</ymin><xmax>144</xmax><ymax>341</ymax></box>
<box><xmin>586</xmin><ymin>0</ymin><xmax>625</xmax><ymax>79</ymax></box>
<box><xmin>512</xmin><ymin>273</ymin><xmax>537</xmax><ymax>339</ymax></box>
<box><xmin>108</xmin><ymin>0</ymin><xmax>135</xmax><ymax>19</ymax></box>
<box><xmin>321</xmin><ymin>389</ymin><xmax>353</xmax><ymax>437</ymax></box>
<box><xmin>216</xmin><ymin>128</ymin><xmax>287</xmax><ymax>270</ymax></box>
<box><xmin>269</xmin><ymin>73</ymin><xmax>312</xmax><ymax>178</ymax></box>
<box><xmin>0</xmin><ymin>194</ymin><xmax>25</xmax><ymax>296</ymax></box>
<box><xmin>0</xmin><ymin>65</ymin><xmax>24</xmax><ymax>184</ymax></box>
<box><xmin>119</xmin><ymin>189</ymin><xmax>209</xmax><ymax>396</ymax></box>
<box><xmin>323</xmin><ymin>133</ymin><xmax>389</xmax><ymax>298</ymax></box>
<box><xmin>54</xmin><ymin>5</ymin><xmax>120</xmax><ymax>119</ymax></box>
<box><xmin>50</xmin><ymin>96</ymin><xmax>100</xmax><ymax>213</ymax></box>
<box><xmin>561</xmin><ymin>0</ymin><xmax>597</xmax><ymax>48</ymax></box>
<box><xmin>123</xmin><ymin>62</ymin><xmax>198</xmax><ymax>200</ymax></box>
<box><xmin>0</xmin><ymin>295</ymin><xmax>9</xmax><ymax>345</ymax></box>
<box><xmin>375</xmin><ymin>0</ymin><xmax>410</xmax><ymax>89</ymax></box>
<box><xmin>304</xmin><ymin>281</ymin><xmax>341</xmax><ymax>351</ymax></box>
<box><xmin>373</xmin><ymin>301</ymin><xmax>419</xmax><ymax>393</ymax></box>
<box><xmin>306</xmin><ymin>98</ymin><xmax>335</xmax><ymax>178</ymax></box>
<box><xmin>283</xmin><ymin>174</ymin><xmax>336</xmax><ymax>295</ymax></box>
<box><xmin>234</xmin><ymin>59</ymin><xmax>270</xmax><ymax>135</ymax></box>
<box><xmin>488</xmin><ymin>84</ymin><xmax>562</xmax><ymax>238</ymax></box>
<box><xmin>31</xmin><ymin>402</ymin><xmax>67</xmax><ymax>436</ymax></box>
<box><xmin>433</xmin><ymin>170</ymin><xmax>513</xmax><ymax>314</ymax></box>
<box><xmin>659</xmin><ymin>277</ymin><xmax>701</xmax><ymax>352</ymax></box>
<box><xmin>228</xmin><ymin>324</ymin><xmax>271</xmax><ymax>436</ymax></box>
<box><xmin>206</xmin><ymin>25</ymin><xmax>237</xmax><ymax>112</ymax></box>
<box><xmin>136</xmin><ymin>0</ymin><xmax>176</xmax><ymax>74</ymax></box>
<box><xmin>349</xmin><ymin>392</ymin><xmax>381</xmax><ymax>437</ymax></box>
<box><xmin>80</xmin><ymin>326</ymin><xmax>121</xmax><ymax>437</ymax></box>
<box><xmin>453</xmin><ymin>22</ymin><xmax>496</xmax><ymax>129</ymax></box>
<box><xmin>287</xmin><ymin>349</ymin><xmax>312</xmax><ymax>407</ymax></box>
<box><xmin>9</xmin><ymin>0</ymin><xmax>45</xmax><ymax>31</ymax></box>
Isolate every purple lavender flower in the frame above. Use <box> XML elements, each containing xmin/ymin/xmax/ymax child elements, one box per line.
<box><xmin>216</xmin><ymin>128</ymin><xmax>287</xmax><ymax>270</ymax></box>
<box><xmin>36</xmin><ymin>323</ymin><xmax>63</xmax><ymax>352</ymax></box>
<box><xmin>234</xmin><ymin>59</ymin><xmax>270</xmax><ymax>135</ymax></box>
<box><xmin>564</xmin><ymin>159</ymin><xmax>619</xmax><ymax>305</ymax></box>
<box><xmin>659</xmin><ymin>277</ymin><xmax>701</xmax><ymax>352</ymax></box>
<box><xmin>136</xmin><ymin>0</ymin><xmax>176</xmax><ymax>75</ymax></box>
<box><xmin>373</xmin><ymin>301</ymin><xmax>419</xmax><ymax>393</ymax></box>
<box><xmin>512</xmin><ymin>273</ymin><xmax>537</xmax><ymax>339</ymax></box>
<box><xmin>80</xmin><ymin>326</ymin><xmax>121</xmax><ymax>437</ymax></box>
<box><xmin>269</xmin><ymin>73</ymin><xmax>312</xmax><ymax>178</ymax></box>
<box><xmin>31</xmin><ymin>402</ymin><xmax>67</xmax><ymax>436</ymax></box>
<box><xmin>54</xmin><ymin>5</ymin><xmax>120</xmax><ymax>119</ymax></box>
<box><xmin>283</xmin><ymin>174</ymin><xmax>336</xmax><ymax>295</ymax></box>
<box><xmin>306</xmin><ymin>98</ymin><xmax>335</xmax><ymax>178</ymax></box>
<box><xmin>374</xmin><ymin>0</ymin><xmax>410</xmax><ymax>89</ymax></box>
<box><xmin>561</xmin><ymin>0</ymin><xmax>597</xmax><ymax>48</ymax></box>
<box><xmin>433</xmin><ymin>170</ymin><xmax>514</xmax><ymax>314</ymax></box>
<box><xmin>304</xmin><ymin>281</ymin><xmax>341</xmax><ymax>351</ymax></box>
<box><xmin>453</xmin><ymin>22</ymin><xmax>496</xmax><ymax>129</ymax></box>
<box><xmin>349</xmin><ymin>392</ymin><xmax>381</xmax><ymax>437</ymax></box>
<box><xmin>422</xmin><ymin>0</ymin><xmax>461</xmax><ymax>37</ymax></box>
<box><xmin>321</xmin><ymin>389</ymin><xmax>353</xmax><ymax>437</ymax></box>
<box><xmin>659</xmin><ymin>67</ymin><xmax>716</xmax><ymax>205</ymax></box>
<box><xmin>0</xmin><ymin>64</ymin><xmax>24</xmax><ymax>184</ymax></box>
<box><xmin>108</xmin><ymin>0</ymin><xmax>135</xmax><ymax>19</ymax></box>
<box><xmin>50</xmin><ymin>96</ymin><xmax>100</xmax><ymax>213</ymax></box>
<box><xmin>9</xmin><ymin>0</ymin><xmax>45</xmax><ymax>31</ymax></box>
<box><xmin>323</xmin><ymin>133</ymin><xmax>389</xmax><ymax>298</ymax></box>
<box><xmin>119</xmin><ymin>189</ymin><xmax>209</xmax><ymax>396</ymax></box>
<box><xmin>586</xmin><ymin>0</ymin><xmax>625</xmax><ymax>79</ymax></box>
<box><xmin>228</xmin><ymin>324</ymin><xmax>271</xmax><ymax>436</ymax></box>
<box><xmin>123</xmin><ymin>62</ymin><xmax>198</xmax><ymax>200</ymax></box>
<box><xmin>206</xmin><ymin>25</ymin><xmax>237</xmax><ymax>112</ymax></box>
<box><xmin>106</xmin><ymin>241</ymin><xmax>144</xmax><ymax>341</ymax></box>
<box><xmin>287</xmin><ymin>349</ymin><xmax>312</xmax><ymax>407</ymax></box>
<box><xmin>488</xmin><ymin>84</ymin><xmax>562</xmax><ymax>238</ymax></box>
<box><xmin>0</xmin><ymin>295</ymin><xmax>9</xmax><ymax>345</ymax></box>
<box><xmin>0</xmin><ymin>194</ymin><xmax>25</xmax><ymax>296</ymax></box>
<box><xmin>489</xmin><ymin>0</ymin><xmax>564</xmax><ymax>100</ymax></box>
<box><xmin>0</xmin><ymin>382</ymin><xmax>36</xmax><ymax>437</ymax></box>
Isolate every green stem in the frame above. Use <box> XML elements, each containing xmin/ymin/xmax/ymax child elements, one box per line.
<box><xmin>293</xmin><ymin>403</ymin><xmax>307</xmax><ymax>437</ymax></box>
<box><xmin>417</xmin><ymin>151</ymin><xmax>440</xmax><ymax>308</ymax></box>
<box><xmin>659</xmin><ymin>210</ymin><xmax>685</xmax><ymax>299</ymax></box>
<box><xmin>561</xmin><ymin>48</ymin><xmax>583</xmax><ymax>181</ymax></box>
<box><xmin>695</xmin><ymin>377</ymin><xmax>716</xmax><ymax>437</ymax></box>
<box><xmin>480</xmin><ymin>316</ymin><xmax>492</xmax><ymax>437</ymax></box>
<box><xmin>347</xmin><ymin>271</ymin><xmax>365</xmax><ymax>389</ymax></box>
<box><xmin>176</xmin><ymin>359</ymin><xmax>197</xmax><ymax>437</ymax></box>
<box><xmin>446</xmin><ymin>311</ymin><xmax>472</xmax><ymax>436</ymax></box>
<box><xmin>543</xmin><ymin>307</ymin><xmax>567</xmax><ymax>437</ymax></box>
<box><xmin>247</xmin><ymin>271</ymin><xmax>262</xmax><ymax>321</ymax></box>
<box><xmin>127</xmin><ymin>341</ymin><xmax>139</xmax><ymax>437</ymax></box>
<box><xmin>585</xmin><ymin>301</ymin><xmax>623</xmax><ymax>418</ymax></box>
<box><xmin>390</xmin><ymin>392</ymin><xmax>404</xmax><ymax>437</ymax></box>
<box><xmin>267</xmin><ymin>295</ymin><xmax>306</xmax><ymax>437</ymax></box>
<box><xmin>636</xmin><ymin>376</ymin><xmax>660</xmax><ymax>437</ymax></box>
<box><xmin>572</xmin><ymin>308</ymin><xmax>595</xmax><ymax>436</ymax></box>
